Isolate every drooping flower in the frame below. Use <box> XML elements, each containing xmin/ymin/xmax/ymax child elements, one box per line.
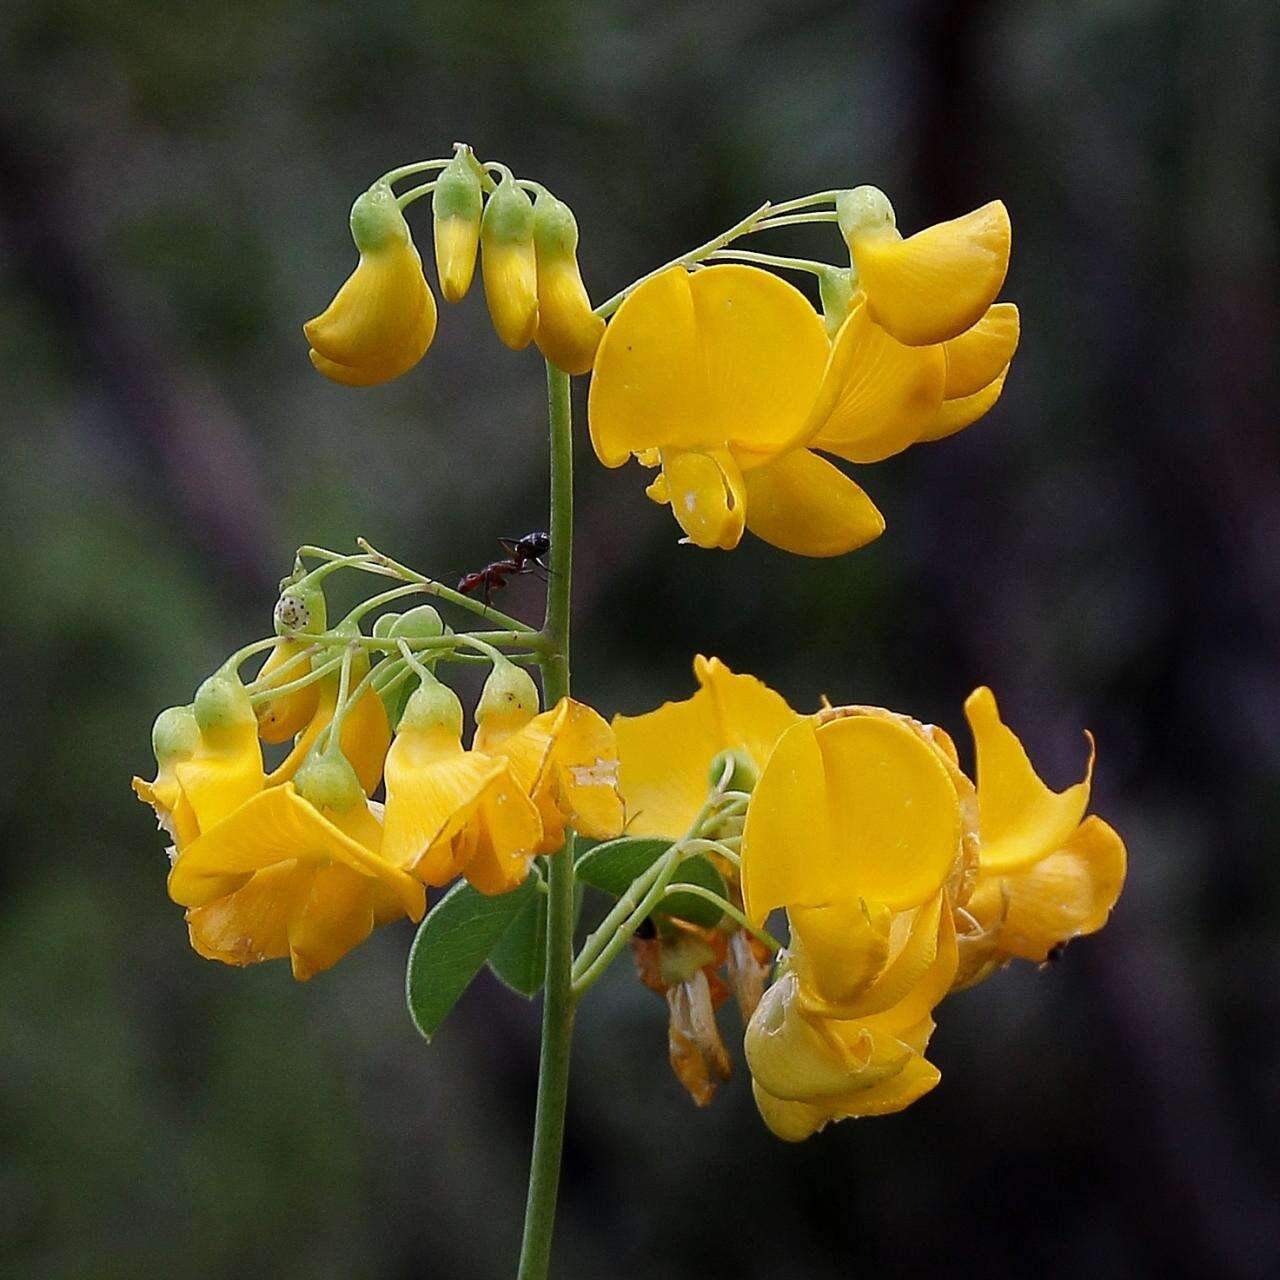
<box><xmin>739</xmin><ymin>709</ymin><xmax>965</xmax><ymax>1138</ymax></box>
<box><xmin>304</xmin><ymin>182</ymin><xmax>437</xmax><ymax>386</ymax></box>
<box><xmin>170</xmin><ymin>749</ymin><xmax>425</xmax><ymax>981</ymax></box>
<box><xmin>432</xmin><ymin>150</ymin><xmax>484</xmax><ymax>303</ymax></box>
<box><xmin>951</xmin><ymin>687</ymin><xmax>1126</xmax><ymax>988</ymax></box>
<box><xmin>380</xmin><ymin>671</ymin><xmax>544</xmax><ymax>895</ymax></box>
<box><xmin>480</xmin><ymin>175</ymin><xmax>539</xmax><ymax>350</ymax></box>
<box><xmin>531</xmin><ymin>190</ymin><xmax>604</xmax><ymax>376</ymax></box>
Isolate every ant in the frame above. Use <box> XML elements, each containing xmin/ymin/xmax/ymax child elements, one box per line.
<box><xmin>457</xmin><ymin>531</ymin><xmax>551</xmax><ymax>604</ymax></box>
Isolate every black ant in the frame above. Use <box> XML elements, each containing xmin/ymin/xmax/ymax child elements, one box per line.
<box><xmin>457</xmin><ymin>531</ymin><xmax>551</xmax><ymax>604</ymax></box>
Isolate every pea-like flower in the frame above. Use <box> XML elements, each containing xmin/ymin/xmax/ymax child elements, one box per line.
<box><xmin>531</xmin><ymin>191</ymin><xmax>604</xmax><ymax>376</ymax></box>
<box><xmin>304</xmin><ymin>182</ymin><xmax>437</xmax><ymax>386</ymax></box>
<box><xmin>952</xmin><ymin>687</ymin><xmax>1126</xmax><ymax>988</ymax></box>
<box><xmin>740</xmin><ymin>709</ymin><xmax>966</xmax><ymax>1138</ymax></box>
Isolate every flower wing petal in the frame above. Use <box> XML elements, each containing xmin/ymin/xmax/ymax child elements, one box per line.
<box><xmin>942</xmin><ymin>302</ymin><xmax>1019</xmax><ymax>398</ymax></box>
<box><xmin>660</xmin><ymin>447</ymin><xmax>746</xmax><ymax>550</ymax></box>
<box><xmin>920</xmin><ymin>367</ymin><xmax>1009</xmax><ymax>444</ymax></box>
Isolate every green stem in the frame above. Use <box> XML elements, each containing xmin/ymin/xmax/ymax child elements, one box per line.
<box><xmin>517</xmin><ymin>362</ymin><xmax>576</xmax><ymax>1280</ymax></box>
<box><xmin>657</xmin><ymin>885</ymin><xmax>782</xmax><ymax>953</ymax></box>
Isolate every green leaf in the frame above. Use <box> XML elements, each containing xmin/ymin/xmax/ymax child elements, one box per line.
<box><xmin>405</xmin><ymin>872</ymin><xmax>537</xmax><ymax>1040</ymax></box>
<box><xmin>575</xmin><ymin>836</ymin><xmax>729</xmax><ymax>928</ymax></box>
<box><xmin>488</xmin><ymin>882</ymin><xmax>547</xmax><ymax>996</ymax></box>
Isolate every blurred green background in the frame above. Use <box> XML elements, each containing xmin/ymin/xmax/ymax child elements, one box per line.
<box><xmin>3</xmin><ymin>1</ymin><xmax>1278</xmax><ymax>1276</ymax></box>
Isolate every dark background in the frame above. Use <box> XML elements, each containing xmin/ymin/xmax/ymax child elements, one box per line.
<box><xmin>3</xmin><ymin>2</ymin><xmax>1278</xmax><ymax>1277</ymax></box>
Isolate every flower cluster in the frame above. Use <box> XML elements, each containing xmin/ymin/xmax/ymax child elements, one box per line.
<box><xmin>304</xmin><ymin>146</ymin><xmax>603</xmax><ymax>385</ymax></box>
<box><xmin>133</xmin><ymin>566</ymin><xmax>624</xmax><ymax>980</ymax></box>
<box><xmin>612</xmin><ymin>658</ymin><xmax>1125</xmax><ymax>1140</ymax></box>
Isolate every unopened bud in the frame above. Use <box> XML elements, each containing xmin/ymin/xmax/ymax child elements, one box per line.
<box><xmin>481</xmin><ymin>176</ymin><xmax>539</xmax><ymax>350</ymax></box>
<box><xmin>274</xmin><ymin>582</ymin><xmax>327</xmax><ymax>636</ymax></box>
<box><xmin>533</xmin><ymin>190</ymin><xmax>604</xmax><ymax>376</ymax></box>
<box><xmin>349</xmin><ymin>181</ymin><xmax>412</xmax><ymax>253</ymax></box>
<box><xmin>433</xmin><ymin>152</ymin><xmax>484</xmax><ymax>303</ymax></box>
<box><xmin>391</xmin><ymin>604</ymin><xmax>445</xmax><ymax>642</ymax></box>
<box><xmin>398</xmin><ymin>668</ymin><xmax>464</xmax><ymax>738</ymax></box>
<box><xmin>474</xmin><ymin>655</ymin><xmax>540</xmax><ymax>750</ymax></box>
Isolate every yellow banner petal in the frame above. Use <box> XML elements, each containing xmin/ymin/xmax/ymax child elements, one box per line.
<box><xmin>942</xmin><ymin>302</ymin><xmax>1020</xmax><ymax>398</ymax></box>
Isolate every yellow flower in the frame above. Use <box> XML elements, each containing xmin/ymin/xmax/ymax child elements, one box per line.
<box><xmin>380</xmin><ymin>675</ymin><xmax>543</xmax><ymax>895</ymax></box>
<box><xmin>612</xmin><ymin>655</ymin><xmax>801</xmax><ymax>839</ymax></box>
<box><xmin>432</xmin><ymin>151</ymin><xmax>484</xmax><ymax>303</ymax></box>
<box><xmin>304</xmin><ymin>183</ymin><xmax>437</xmax><ymax>387</ymax></box>
<box><xmin>739</xmin><ymin>708</ymin><xmax>966</xmax><ymax>1138</ymax></box>
<box><xmin>589</xmin><ymin>265</ymin><xmax>888</xmax><ymax>556</ymax></box>
<box><xmin>952</xmin><ymin>687</ymin><xmax>1126</xmax><ymax>988</ymax></box>
<box><xmin>838</xmin><ymin>186</ymin><xmax>1012</xmax><ymax>346</ymax></box>
<box><xmin>532</xmin><ymin>191</ymin><xmax>604</xmax><ymax>376</ymax></box>
<box><xmin>253</xmin><ymin>637</ymin><xmax>321</xmax><ymax>744</ymax></box>
<box><xmin>169</xmin><ymin>767</ymin><xmax>425</xmax><ymax>982</ymax></box>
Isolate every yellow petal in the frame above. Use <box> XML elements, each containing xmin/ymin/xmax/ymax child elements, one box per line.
<box><xmin>254</xmin><ymin>639</ymin><xmax>320</xmax><ymax>744</ymax></box>
<box><xmin>688</xmin><ymin>264</ymin><xmax>829</xmax><ymax>453</ymax></box>
<box><xmin>168</xmin><ymin>784</ymin><xmax>424</xmax><ymax>919</ymax></box>
<box><xmin>809</xmin><ymin>303</ymin><xmax>946</xmax><ymax>463</ymax></box>
<box><xmin>482</xmin><ymin>241</ymin><xmax>540</xmax><ymax>350</ymax></box>
<box><xmin>788</xmin><ymin>898</ymin><xmax>892</xmax><ymax>1009</ymax></box>
<box><xmin>965</xmin><ymin>686</ymin><xmax>1092</xmax><ymax>873</ymax></box>
<box><xmin>615</xmin><ymin>659</ymin><xmax>797</xmax><ymax>841</ymax></box>
<box><xmin>285</xmin><ymin>863</ymin><xmax>379</xmax><ymax>980</ymax></box>
<box><xmin>308</xmin><ymin>295</ymin><xmax>436</xmax><ymax>387</ymax></box>
<box><xmin>750</xmin><ymin>1080</ymin><xmax>830</xmax><ymax>1142</ymax></box>
<box><xmin>494</xmin><ymin>699</ymin><xmax>624</xmax><ymax>851</ymax></box>
<box><xmin>535</xmin><ymin>262</ymin><xmax>605</xmax><ymax>376</ymax></box>
<box><xmin>742</xmin><ymin>448</ymin><xmax>885</xmax><ymax>557</ymax></box>
<box><xmin>858</xmin><ymin>899</ymin><xmax>957</xmax><ymax>1030</ymax></box>
<box><xmin>459</xmin><ymin>767</ymin><xmax>543</xmax><ymax>895</ymax></box>
<box><xmin>173</xmin><ymin>725</ymin><xmax>264</xmax><ymax>835</ymax></box>
<box><xmin>132</xmin><ymin>774</ymin><xmax>200</xmax><ymax>847</ymax></box>
<box><xmin>187</xmin><ymin>859</ymin><xmax>310</xmax><ymax>969</ymax></box>
<box><xmin>920</xmin><ymin>367</ymin><xmax>1009</xmax><ymax>444</ymax></box>
<box><xmin>265</xmin><ymin>678</ymin><xmax>390</xmax><ymax>797</ymax></box>
<box><xmin>435</xmin><ymin>216</ymin><xmax>480</xmax><ymax>304</ymax></box>
<box><xmin>852</xmin><ymin>200</ymin><xmax>1011</xmax><ymax>346</ymax></box>
<box><xmin>304</xmin><ymin>242</ymin><xmax>433</xmax><ymax>365</ymax></box>
<box><xmin>982</xmin><ymin>815</ymin><xmax>1126</xmax><ymax>962</ymax></box>
<box><xmin>743</xmin><ymin>716</ymin><xmax>961</xmax><ymax>919</ymax></box>
<box><xmin>381</xmin><ymin>726</ymin><xmax>506</xmax><ymax>880</ymax></box>
<box><xmin>942</xmin><ymin>303</ymin><xmax>1020</xmax><ymax>399</ymax></box>
<box><xmin>660</xmin><ymin>447</ymin><xmax>746</xmax><ymax>550</ymax></box>
<box><xmin>587</xmin><ymin>267</ymin><xmax>704</xmax><ymax>467</ymax></box>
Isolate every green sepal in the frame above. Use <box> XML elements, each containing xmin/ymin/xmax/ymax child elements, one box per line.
<box><xmin>433</xmin><ymin>154</ymin><xmax>483</xmax><ymax>224</ymax></box>
<box><xmin>405</xmin><ymin>871</ymin><xmax>539</xmax><ymax>1041</ymax></box>
<box><xmin>575</xmin><ymin>837</ymin><xmax>729</xmax><ymax>928</ymax></box>
<box><xmin>349</xmin><ymin>181</ymin><xmax>411</xmax><ymax>253</ymax></box>
<box><xmin>532</xmin><ymin>190</ymin><xmax>579</xmax><ymax>261</ymax></box>
<box><xmin>481</xmin><ymin>176</ymin><xmax>535</xmax><ymax>248</ymax></box>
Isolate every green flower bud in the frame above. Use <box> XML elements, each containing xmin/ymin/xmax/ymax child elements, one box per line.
<box><xmin>818</xmin><ymin>266</ymin><xmax>856</xmax><ymax>339</ymax></box>
<box><xmin>371</xmin><ymin>611</ymin><xmax>401</xmax><ymax>642</ymax></box>
<box><xmin>836</xmin><ymin>185</ymin><xmax>896</xmax><ymax>248</ymax></box>
<box><xmin>274</xmin><ymin>582</ymin><xmax>328</xmax><ymax>636</ymax></box>
<box><xmin>399</xmin><ymin>669</ymin><xmax>464</xmax><ymax>738</ymax></box>
<box><xmin>390</xmin><ymin>605</ymin><xmax>445</xmax><ymax>641</ymax></box>
<box><xmin>707</xmin><ymin>746</ymin><xmax>758</xmax><ymax>794</ymax></box>
<box><xmin>193</xmin><ymin>671</ymin><xmax>255</xmax><ymax>736</ymax></box>
<box><xmin>433</xmin><ymin>152</ymin><xmax>484</xmax><ymax>303</ymax></box>
<box><xmin>349</xmin><ymin>181</ymin><xmax>412</xmax><ymax>253</ymax></box>
<box><xmin>152</xmin><ymin>705</ymin><xmax>200</xmax><ymax>766</ymax></box>
<box><xmin>294</xmin><ymin>747</ymin><xmax>363</xmax><ymax>813</ymax></box>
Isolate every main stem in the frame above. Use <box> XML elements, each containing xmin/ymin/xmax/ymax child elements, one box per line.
<box><xmin>517</xmin><ymin>363</ymin><xmax>575</xmax><ymax>1280</ymax></box>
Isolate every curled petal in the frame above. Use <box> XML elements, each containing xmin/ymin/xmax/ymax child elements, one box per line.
<box><xmin>965</xmin><ymin>686</ymin><xmax>1093</xmax><ymax>873</ymax></box>
<box><xmin>809</xmin><ymin>304</ymin><xmax>946</xmax><ymax>464</ymax></box>
<box><xmin>255</xmin><ymin>639</ymin><xmax>321</xmax><ymax>744</ymax></box>
<box><xmin>458</xmin><ymin>772</ymin><xmax>543</xmax><ymax>895</ymax></box>
<box><xmin>920</xmin><ymin>367</ymin><xmax>1009</xmax><ymax>444</ymax></box>
<box><xmin>173</xmin><ymin>724</ymin><xmax>264</xmax><ymax>835</ymax></box>
<box><xmin>942</xmin><ymin>302</ymin><xmax>1020</xmax><ymax>399</ymax></box>
<box><xmin>308</xmin><ymin>296</ymin><xmax>436</xmax><ymax>387</ymax></box>
<box><xmin>535</xmin><ymin>262</ymin><xmax>605</xmax><ymax>376</ymax></box>
<box><xmin>266</xmin><ymin>678</ymin><xmax>391</xmax><ymax>798</ymax></box>
<box><xmin>742</xmin><ymin>448</ymin><xmax>885</xmax><ymax>557</ymax></box>
<box><xmin>788</xmin><ymin>899</ymin><xmax>892</xmax><ymax>1010</ymax></box>
<box><xmin>660</xmin><ymin>447</ymin><xmax>746</xmax><ymax>550</ymax></box>
<box><xmin>852</xmin><ymin>200</ymin><xmax>1011</xmax><ymax>346</ymax></box>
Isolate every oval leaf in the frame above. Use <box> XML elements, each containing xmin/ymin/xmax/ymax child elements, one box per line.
<box><xmin>406</xmin><ymin>872</ymin><xmax>537</xmax><ymax>1040</ymax></box>
<box><xmin>488</xmin><ymin>887</ymin><xmax>547</xmax><ymax>997</ymax></box>
<box><xmin>576</xmin><ymin>836</ymin><xmax>729</xmax><ymax>927</ymax></box>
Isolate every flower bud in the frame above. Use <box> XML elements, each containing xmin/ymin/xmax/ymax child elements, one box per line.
<box><xmin>255</xmin><ymin>640</ymin><xmax>318</xmax><ymax>744</ymax></box>
<box><xmin>380</xmin><ymin>606</ymin><xmax>450</xmax><ymax>728</ymax></box>
<box><xmin>474</xmin><ymin>655</ymin><xmax>540</xmax><ymax>751</ymax></box>
<box><xmin>152</xmin><ymin>705</ymin><xmax>200</xmax><ymax>766</ymax></box>
<box><xmin>836</xmin><ymin>185</ymin><xmax>897</xmax><ymax>249</ymax></box>
<box><xmin>532</xmin><ymin>191</ymin><xmax>604</xmax><ymax>376</ymax></box>
<box><xmin>194</xmin><ymin>670</ymin><xmax>255</xmax><ymax>737</ymax></box>
<box><xmin>274</xmin><ymin>582</ymin><xmax>327</xmax><ymax>636</ymax></box>
<box><xmin>294</xmin><ymin>746</ymin><xmax>363</xmax><ymax>813</ymax></box>
<box><xmin>304</xmin><ymin>181</ymin><xmax>437</xmax><ymax>387</ymax></box>
<box><xmin>707</xmin><ymin>746</ymin><xmax>758</xmax><ymax>794</ymax></box>
<box><xmin>398</xmin><ymin>668</ymin><xmax>464</xmax><ymax>739</ymax></box>
<box><xmin>371</xmin><ymin>611</ymin><xmax>400</xmax><ymax>641</ymax></box>
<box><xmin>480</xmin><ymin>176</ymin><xmax>538</xmax><ymax>350</ymax></box>
<box><xmin>391</xmin><ymin>604</ymin><xmax>445</xmax><ymax>642</ymax></box>
<box><xmin>433</xmin><ymin>151</ymin><xmax>484</xmax><ymax>303</ymax></box>
<box><xmin>818</xmin><ymin>266</ymin><xmax>855</xmax><ymax>340</ymax></box>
